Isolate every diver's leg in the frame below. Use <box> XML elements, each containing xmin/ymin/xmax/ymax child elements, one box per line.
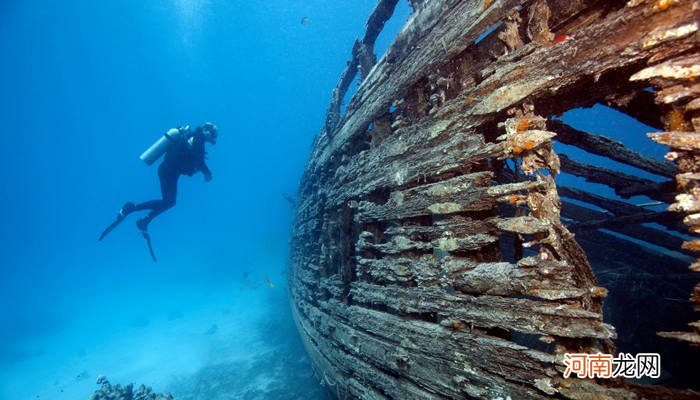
<box><xmin>119</xmin><ymin>202</ymin><xmax>136</xmax><ymax>216</ymax></box>
<box><xmin>133</xmin><ymin>199</ymin><xmax>165</xmax><ymax>212</ymax></box>
<box><xmin>137</xmin><ymin>165</ymin><xmax>179</xmax><ymax>231</ymax></box>
<box><xmin>133</xmin><ymin>163</ymin><xmax>175</xmax><ymax>212</ymax></box>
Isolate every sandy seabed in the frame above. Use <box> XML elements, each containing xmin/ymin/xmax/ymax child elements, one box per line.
<box><xmin>1</xmin><ymin>272</ymin><xmax>331</xmax><ymax>400</ymax></box>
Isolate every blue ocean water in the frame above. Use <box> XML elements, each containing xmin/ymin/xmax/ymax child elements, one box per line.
<box><xmin>0</xmin><ymin>1</ymin><xmax>409</xmax><ymax>399</ymax></box>
<box><xmin>2</xmin><ymin>0</ymin><xmax>696</xmax><ymax>398</ymax></box>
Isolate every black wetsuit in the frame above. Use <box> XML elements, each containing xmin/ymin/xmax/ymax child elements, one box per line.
<box><xmin>134</xmin><ymin>130</ymin><xmax>211</xmax><ymax>224</ymax></box>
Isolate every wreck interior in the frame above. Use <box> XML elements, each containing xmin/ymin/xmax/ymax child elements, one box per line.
<box><xmin>288</xmin><ymin>0</ymin><xmax>700</xmax><ymax>398</ymax></box>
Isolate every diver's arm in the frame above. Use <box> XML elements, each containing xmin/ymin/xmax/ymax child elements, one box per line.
<box><xmin>201</xmin><ymin>163</ymin><xmax>212</xmax><ymax>181</ymax></box>
<box><xmin>191</xmin><ymin>131</ymin><xmax>213</xmax><ymax>180</ymax></box>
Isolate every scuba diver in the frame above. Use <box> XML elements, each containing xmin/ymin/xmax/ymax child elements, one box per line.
<box><xmin>98</xmin><ymin>122</ymin><xmax>219</xmax><ymax>261</ymax></box>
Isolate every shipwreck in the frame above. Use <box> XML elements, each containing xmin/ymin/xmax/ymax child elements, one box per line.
<box><xmin>288</xmin><ymin>0</ymin><xmax>700</xmax><ymax>398</ymax></box>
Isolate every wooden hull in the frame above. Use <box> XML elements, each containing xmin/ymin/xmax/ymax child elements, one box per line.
<box><xmin>289</xmin><ymin>1</ymin><xmax>700</xmax><ymax>398</ymax></box>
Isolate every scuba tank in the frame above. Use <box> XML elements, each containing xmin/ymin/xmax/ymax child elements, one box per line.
<box><xmin>139</xmin><ymin>126</ymin><xmax>190</xmax><ymax>165</ymax></box>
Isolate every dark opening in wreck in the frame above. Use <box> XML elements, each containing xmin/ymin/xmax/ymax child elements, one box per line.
<box><xmin>288</xmin><ymin>0</ymin><xmax>700</xmax><ymax>398</ymax></box>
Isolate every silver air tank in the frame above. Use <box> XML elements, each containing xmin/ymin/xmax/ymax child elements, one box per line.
<box><xmin>139</xmin><ymin>128</ymin><xmax>184</xmax><ymax>165</ymax></box>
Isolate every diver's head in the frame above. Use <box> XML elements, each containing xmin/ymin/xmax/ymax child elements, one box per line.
<box><xmin>201</xmin><ymin>122</ymin><xmax>218</xmax><ymax>145</ymax></box>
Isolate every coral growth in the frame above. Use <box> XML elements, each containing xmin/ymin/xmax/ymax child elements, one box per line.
<box><xmin>89</xmin><ymin>376</ymin><xmax>173</xmax><ymax>400</ymax></box>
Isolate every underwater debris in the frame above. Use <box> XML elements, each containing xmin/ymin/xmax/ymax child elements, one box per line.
<box><xmin>290</xmin><ymin>0</ymin><xmax>700</xmax><ymax>398</ymax></box>
<box><xmin>89</xmin><ymin>376</ymin><xmax>173</xmax><ymax>400</ymax></box>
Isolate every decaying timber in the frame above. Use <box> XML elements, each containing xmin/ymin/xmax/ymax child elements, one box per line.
<box><xmin>289</xmin><ymin>0</ymin><xmax>700</xmax><ymax>399</ymax></box>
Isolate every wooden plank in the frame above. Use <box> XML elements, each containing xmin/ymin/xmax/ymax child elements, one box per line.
<box><xmin>357</xmin><ymin>230</ymin><xmax>498</xmax><ymax>254</ymax></box>
<box><xmin>356</xmin><ymin>245</ymin><xmax>588</xmax><ymax>299</ymax></box>
<box><xmin>328</xmin><ymin>114</ymin><xmax>497</xmax><ymax>208</ymax></box>
<box><xmin>648</xmin><ymin>131</ymin><xmax>700</xmax><ymax>151</ymax></box>
<box><xmin>319</xmin><ymin>299</ymin><xmax>688</xmax><ymax>400</ymax></box>
<box><xmin>383</xmin><ymin>216</ymin><xmax>496</xmax><ymax>240</ymax></box>
<box><xmin>291</xmin><ymin>306</ymin><xmax>393</xmax><ymax>400</ymax></box>
<box><xmin>468</xmin><ymin>2</ymin><xmax>697</xmax><ymax>116</ymax></box>
<box><xmin>356</xmin><ymin>176</ymin><xmax>541</xmax><ymax>222</ymax></box>
<box><xmin>451</xmin><ymin>257</ymin><xmax>588</xmax><ymax>300</ymax></box>
<box><xmin>305</xmin><ymin>300</ymin><xmax>551</xmax><ymax>399</ymax></box>
<box><xmin>350</xmin><ymin>282</ymin><xmax>616</xmax><ymax>339</ymax></box>
<box><xmin>354</xmin><ymin>171</ymin><xmax>493</xmax><ymax>221</ymax></box>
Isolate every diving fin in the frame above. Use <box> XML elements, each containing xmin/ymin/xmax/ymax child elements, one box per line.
<box><xmin>98</xmin><ymin>214</ymin><xmax>125</xmax><ymax>241</ymax></box>
<box><xmin>98</xmin><ymin>202</ymin><xmax>135</xmax><ymax>241</ymax></box>
<box><xmin>142</xmin><ymin>232</ymin><xmax>158</xmax><ymax>262</ymax></box>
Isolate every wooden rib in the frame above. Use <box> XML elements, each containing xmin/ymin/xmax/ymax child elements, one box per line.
<box><xmin>657</xmin><ymin>330</ymin><xmax>700</xmax><ymax>345</ymax></box>
<box><xmin>316</xmin><ymin>0</ymin><xmax>526</xmax><ymax>166</ymax></box>
<box><xmin>323</xmin><ymin>0</ymin><xmax>400</xmax><ymax>134</ymax></box>
<box><xmin>549</xmin><ymin>119</ymin><xmax>676</xmax><ymax>178</ymax></box>
<box><xmin>568</xmin><ymin>210</ymin><xmax>679</xmax><ymax>230</ymax></box>
<box><xmin>558</xmin><ymin>185</ymin><xmax>686</xmax><ymax>232</ymax></box>
<box><xmin>559</xmin><ymin>154</ymin><xmax>675</xmax><ymax>202</ymax></box>
<box><xmin>561</xmin><ymin>201</ymin><xmax>694</xmax><ymax>257</ymax></box>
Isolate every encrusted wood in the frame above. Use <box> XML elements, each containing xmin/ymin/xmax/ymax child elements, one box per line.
<box><xmin>289</xmin><ymin>0</ymin><xmax>700</xmax><ymax>398</ymax></box>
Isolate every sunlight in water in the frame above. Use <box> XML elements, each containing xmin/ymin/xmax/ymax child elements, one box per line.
<box><xmin>173</xmin><ymin>0</ymin><xmax>210</xmax><ymax>47</ymax></box>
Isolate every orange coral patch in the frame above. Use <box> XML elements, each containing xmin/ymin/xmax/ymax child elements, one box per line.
<box><xmin>653</xmin><ymin>0</ymin><xmax>670</xmax><ymax>11</ymax></box>
<box><xmin>683</xmin><ymin>240</ymin><xmax>700</xmax><ymax>251</ymax></box>
<box><xmin>590</xmin><ymin>286</ymin><xmax>609</xmax><ymax>298</ymax></box>
<box><xmin>516</xmin><ymin>119</ymin><xmax>530</xmax><ymax>132</ymax></box>
<box><xmin>513</xmin><ymin>145</ymin><xmax>523</xmax><ymax>154</ymax></box>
